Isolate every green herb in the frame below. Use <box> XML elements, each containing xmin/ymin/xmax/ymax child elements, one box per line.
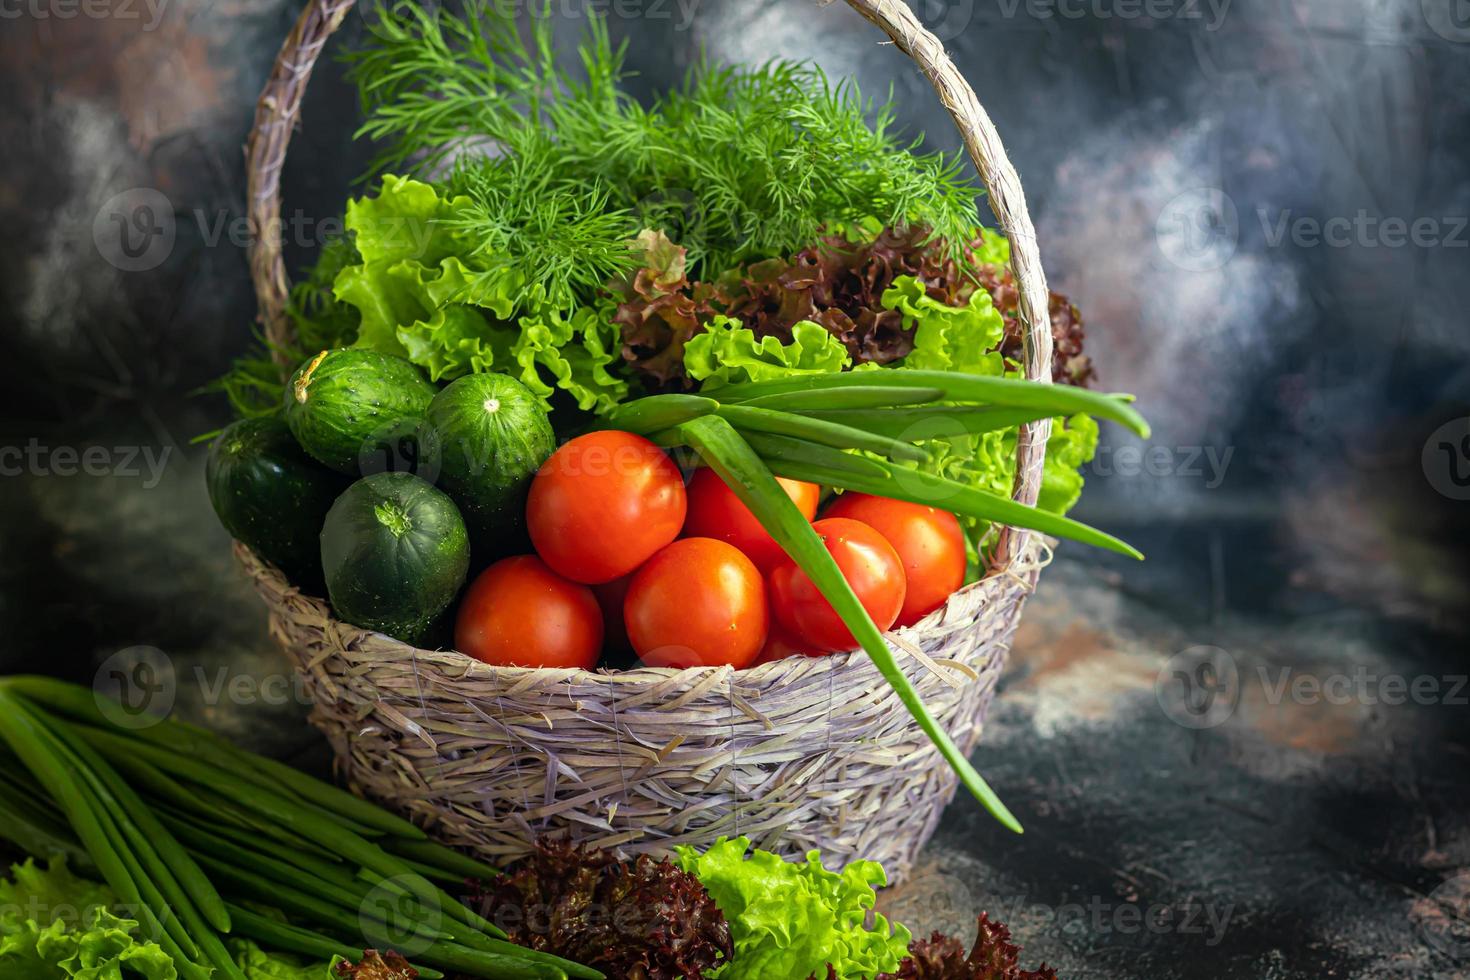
<box><xmin>0</xmin><ymin>678</ymin><xmax>607</xmax><ymax>980</ymax></box>
<box><xmin>346</xmin><ymin>0</ymin><xmax>981</xmax><ymax>280</ymax></box>
<box><xmin>675</xmin><ymin>837</ymin><xmax>910</xmax><ymax>980</ymax></box>
<box><xmin>332</xmin><ymin>174</ymin><xmax>628</xmax><ymax>415</ymax></box>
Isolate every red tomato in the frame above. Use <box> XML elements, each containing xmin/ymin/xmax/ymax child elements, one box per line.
<box><xmin>751</xmin><ymin>624</ymin><xmax>819</xmax><ymax>666</ymax></box>
<box><xmin>767</xmin><ymin>518</ymin><xmax>906</xmax><ymax>652</ymax></box>
<box><xmin>527</xmin><ymin>430</ymin><xmax>686</xmax><ymax>584</ymax></box>
<box><xmin>455</xmin><ymin>556</ymin><xmax>602</xmax><ymax>668</ymax></box>
<box><xmin>681</xmin><ymin>467</ymin><xmax>820</xmax><ymax>572</ymax></box>
<box><xmin>624</xmin><ymin>538</ymin><xmax>768</xmax><ymax>669</ymax></box>
<box><xmin>823</xmin><ymin>493</ymin><xmax>967</xmax><ymax>628</ymax></box>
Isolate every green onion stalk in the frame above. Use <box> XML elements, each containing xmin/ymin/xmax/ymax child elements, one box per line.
<box><xmin>0</xmin><ymin>677</ymin><xmax>603</xmax><ymax>980</ymax></box>
<box><xmin>601</xmin><ymin>369</ymin><xmax>1151</xmax><ymax>833</ymax></box>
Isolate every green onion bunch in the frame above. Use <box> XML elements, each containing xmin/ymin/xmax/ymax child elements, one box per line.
<box><xmin>0</xmin><ymin>676</ymin><xmax>601</xmax><ymax>980</ymax></box>
<box><xmin>602</xmin><ymin>371</ymin><xmax>1151</xmax><ymax>833</ymax></box>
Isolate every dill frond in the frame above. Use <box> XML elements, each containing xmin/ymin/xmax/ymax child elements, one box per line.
<box><xmin>346</xmin><ymin>1</ymin><xmax>983</xmax><ymax>279</ymax></box>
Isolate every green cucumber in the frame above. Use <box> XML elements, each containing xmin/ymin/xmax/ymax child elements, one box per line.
<box><xmin>320</xmin><ymin>473</ymin><xmax>470</xmax><ymax>644</ymax></box>
<box><xmin>205</xmin><ymin>418</ymin><xmax>349</xmax><ymax>593</ymax></box>
<box><xmin>427</xmin><ymin>374</ymin><xmax>555</xmax><ymax>555</ymax></box>
<box><xmin>285</xmin><ymin>350</ymin><xmax>437</xmax><ymax>475</ymax></box>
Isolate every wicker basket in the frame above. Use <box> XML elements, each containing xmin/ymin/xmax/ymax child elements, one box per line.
<box><xmin>240</xmin><ymin>0</ymin><xmax>1059</xmax><ymax>879</ymax></box>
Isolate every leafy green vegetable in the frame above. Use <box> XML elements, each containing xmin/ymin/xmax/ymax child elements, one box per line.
<box><xmin>333</xmin><ymin>175</ymin><xmax>628</xmax><ymax>414</ymax></box>
<box><xmin>676</xmin><ymin>838</ymin><xmax>911</xmax><ymax>980</ymax></box>
<box><xmin>347</xmin><ymin>1</ymin><xmax>982</xmax><ymax>280</ymax></box>
<box><xmin>0</xmin><ymin>856</ymin><xmax>177</xmax><ymax>980</ymax></box>
<box><xmin>884</xmin><ymin>276</ymin><xmax>1005</xmax><ymax>376</ymax></box>
<box><xmin>685</xmin><ymin>318</ymin><xmax>853</xmax><ymax>388</ymax></box>
<box><xmin>0</xmin><ymin>858</ymin><xmax>330</xmax><ymax>980</ymax></box>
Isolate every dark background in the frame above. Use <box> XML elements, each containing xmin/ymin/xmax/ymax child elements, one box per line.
<box><xmin>3</xmin><ymin>0</ymin><xmax>1469</xmax><ymax>976</ymax></box>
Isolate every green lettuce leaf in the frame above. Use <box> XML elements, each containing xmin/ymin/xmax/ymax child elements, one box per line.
<box><xmin>334</xmin><ymin>174</ymin><xmax>627</xmax><ymax>414</ymax></box>
<box><xmin>684</xmin><ymin>317</ymin><xmax>852</xmax><ymax>388</ymax></box>
<box><xmin>675</xmin><ymin>838</ymin><xmax>910</xmax><ymax>980</ymax></box>
<box><xmin>883</xmin><ymin>275</ymin><xmax>1005</xmax><ymax>376</ymax></box>
<box><xmin>973</xmin><ymin>227</ymin><xmax>1011</xmax><ymax>267</ymax></box>
<box><xmin>0</xmin><ymin>858</ymin><xmax>177</xmax><ymax>980</ymax></box>
<box><xmin>0</xmin><ymin>858</ymin><xmax>332</xmax><ymax>980</ymax></box>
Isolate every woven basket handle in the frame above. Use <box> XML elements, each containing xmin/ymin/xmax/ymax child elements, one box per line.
<box><xmin>244</xmin><ymin>0</ymin><xmax>1054</xmax><ymax>569</ymax></box>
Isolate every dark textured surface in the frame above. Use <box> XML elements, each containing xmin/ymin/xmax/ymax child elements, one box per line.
<box><xmin>2</xmin><ymin>1</ymin><xmax>1469</xmax><ymax>977</ymax></box>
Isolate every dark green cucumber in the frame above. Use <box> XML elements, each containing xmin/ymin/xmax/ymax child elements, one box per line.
<box><xmin>205</xmin><ymin>417</ymin><xmax>349</xmax><ymax>593</ymax></box>
<box><xmin>285</xmin><ymin>349</ymin><xmax>437</xmax><ymax>475</ymax></box>
<box><xmin>427</xmin><ymin>374</ymin><xmax>555</xmax><ymax>555</ymax></box>
<box><xmin>320</xmin><ymin>473</ymin><xmax>470</xmax><ymax>644</ymax></box>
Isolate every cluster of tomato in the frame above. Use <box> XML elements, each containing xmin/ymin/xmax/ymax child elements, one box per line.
<box><xmin>454</xmin><ymin>430</ymin><xmax>968</xmax><ymax>670</ymax></box>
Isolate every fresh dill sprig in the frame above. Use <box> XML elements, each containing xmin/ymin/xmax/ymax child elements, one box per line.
<box><xmin>345</xmin><ymin>0</ymin><xmax>983</xmax><ymax>278</ymax></box>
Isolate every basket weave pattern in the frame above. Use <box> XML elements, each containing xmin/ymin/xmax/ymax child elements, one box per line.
<box><xmin>242</xmin><ymin>0</ymin><xmax>1059</xmax><ymax>879</ymax></box>
<box><xmin>239</xmin><ymin>540</ymin><xmax>1046</xmax><ymax>872</ymax></box>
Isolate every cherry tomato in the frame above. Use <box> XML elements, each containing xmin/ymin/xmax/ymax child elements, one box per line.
<box><xmin>767</xmin><ymin>517</ymin><xmax>906</xmax><ymax>652</ymax></box>
<box><xmin>681</xmin><ymin>467</ymin><xmax>820</xmax><ymax>572</ymax></box>
<box><xmin>455</xmin><ymin>556</ymin><xmax>602</xmax><ymax>668</ymax></box>
<box><xmin>751</xmin><ymin>624</ymin><xmax>819</xmax><ymax>666</ymax></box>
<box><xmin>823</xmin><ymin>493</ymin><xmax>967</xmax><ymax>628</ymax></box>
<box><xmin>527</xmin><ymin>430</ymin><xmax>686</xmax><ymax>584</ymax></box>
<box><xmin>624</xmin><ymin>538</ymin><xmax>768</xmax><ymax>669</ymax></box>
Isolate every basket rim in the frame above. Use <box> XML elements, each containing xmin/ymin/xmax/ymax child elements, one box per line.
<box><xmin>235</xmin><ymin>536</ymin><xmax>1050</xmax><ymax>690</ymax></box>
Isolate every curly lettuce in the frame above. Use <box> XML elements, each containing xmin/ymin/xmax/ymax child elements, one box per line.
<box><xmin>0</xmin><ymin>858</ymin><xmax>177</xmax><ymax>980</ymax></box>
<box><xmin>684</xmin><ymin>317</ymin><xmax>853</xmax><ymax>388</ymax></box>
<box><xmin>675</xmin><ymin>838</ymin><xmax>910</xmax><ymax>980</ymax></box>
<box><xmin>0</xmin><ymin>858</ymin><xmax>328</xmax><ymax>980</ymax></box>
<box><xmin>334</xmin><ymin>175</ymin><xmax>627</xmax><ymax>414</ymax></box>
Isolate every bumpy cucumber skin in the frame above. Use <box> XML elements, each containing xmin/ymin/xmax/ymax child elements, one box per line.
<box><xmin>285</xmin><ymin>350</ymin><xmax>437</xmax><ymax>475</ymax></box>
<box><xmin>320</xmin><ymin>472</ymin><xmax>470</xmax><ymax>645</ymax></box>
<box><xmin>206</xmin><ymin>417</ymin><xmax>349</xmax><ymax>594</ymax></box>
<box><xmin>427</xmin><ymin>374</ymin><xmax>555</xmax><ymax>556</ymax></box>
